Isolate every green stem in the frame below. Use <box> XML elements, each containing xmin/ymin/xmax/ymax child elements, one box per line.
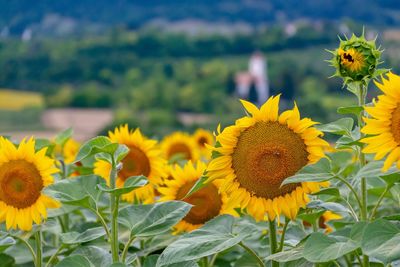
<box><xmin>277</xmin><ymin>218</ymin><xmax>289</xmax><ymax>252</ymax></box>
<box><xmin>209</xmin><ymin>253</ymin><xmax>218</xmax><ymax>267</ymax></box>
<box><xmin>369</xmin><ymin>186</ymin><xmax>390</xmax><ymax>220</ymax></box>
<box><xmin>35</xmin><ymin>231</ymin><xmax>43</xmax><ymax>267</ymax></box>
<box><xmin>121</xmin><ymin>236</ymin><xmax>136</xmax><ymax>263</ymax></box>
<box><xmin>336</xmin><ymin>176</ymin><xmax>363</xmax><ymax>214</ymax></box>
<box><xmin>14</xmin><ymin>235</ymin><xmax>36</xmax><ymax>264</ymax></box>
<box><xmin>268</xmin><ymin>220</ymin><xmax>279</xmax><ymax>267</ymax></box>
<box><xmin>92</xmin><ymin>208</ymin><xmax>111</xmax><ymax>239</ymax></box>
<box><xmin>110</xmin><ymin>161</ymin><xmax>120</xmax><ymax>263</ymax></box>
<box><xmin>239</xmin><ymin>242</ymin><xmax>265</xmax><ymax>267</ymax></box>
<box><xmin>60</xmin><ymin>160</ymin><xmax>70</xmax><ymax>232</ymax></box>
<box><xmin>45</xmin><ymin>245</ymin><xmax>65</xmax><ymax>267</ymax></box>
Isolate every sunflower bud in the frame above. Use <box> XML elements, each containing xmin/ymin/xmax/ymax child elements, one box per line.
<box><xmin>329</xmin><ymin>32</ymin><xmax>383</xmax><ymax>85</ymax></box>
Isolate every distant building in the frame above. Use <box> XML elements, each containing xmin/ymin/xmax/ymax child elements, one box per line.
<box><xmin>235</xmin><ymin>51</ymin><xmax>269</xmax><ymax>105</ymax></box>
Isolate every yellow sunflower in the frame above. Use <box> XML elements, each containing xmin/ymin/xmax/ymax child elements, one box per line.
<box><xmin>94</xmin><ymin>125</ymin><xmax>166</xmax><ymax>204</ymax></box>
<box><xmin>0</xmin><ymin>137</ymin><xmax>60</xmax><ymax>231</ymax></box>
<box><xmin>161</xmin><ymin>132</ymin><xmax>199</xmax><ymax>162</ymax></box>
<box><xmin>320</xmin><ymin>211</ymin><xmax>342</xmax><ymax>233</ymax></box>
<box><xmin>63</xmin><ymin>138</ymin><xmax>80</xmax><ymax>164</ymax></box>
<box><xmin>206</xmin><ymin>95</ymin><xmax>330</xmax><ymax>222</ymax></box>
<box><xmin>158</xmin><ymin>161</ymin><xmax>236</xmax><ymax>232</ymax></box>
<box><xmin>338</xmin><ymin>48</ymin><xmax>365</xmax><ymax>73</ymax></box>
<box><xmin>193</xmin><ymin>129</ymin><xmax>214</xmax><ymax>158</ymax></box>
<box><xmin>361</xmin><ymin>73</ymin><xmax>400</xmax><ymax>171</ymax></box>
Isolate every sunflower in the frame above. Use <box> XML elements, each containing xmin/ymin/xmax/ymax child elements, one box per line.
<box><xmin>193</xmin><ymin>129</ymin><xmax>214</xmax><ymax>158</ymax></box>
<box><xmin>161</xmin><ymin>132</ymin><xmax>199</xmax><ymax>162</ymax></box>
<box><xmin>338</xmin><ymin>48</ymin><xmax>365</xmax><ymax>73</ymax></box>
<box><xmin>206</xmin><ymin>95</ymin><xmax>330</xmax><ymax>222</ymax></box>
<box><xmin>320</xmin><ymin>211</ymin><xmax>342</xmax><ymax>233</ymax></box>
<box><xmin>361</xmin><ymin>73</ymin><xmax>400</xmax><ymax>171</ymax></box>
<box><xmin>63</xmin><ymin>138</ymin><xmax>80</xmax><ymax>164</ymax></box>
<box><xmin>0</xmin><ymin>137</ymin><xmax>60</xmax><ymax>231</ymax></box>
<box><xmin>94</xmin><ymin>125</ymin><xmax>166</xmax><ymax>204</ymax></box>
<box><xmin>158</xmin><ymin>161</ymin><xmax>236</xmax><ymax>232</ymax></box>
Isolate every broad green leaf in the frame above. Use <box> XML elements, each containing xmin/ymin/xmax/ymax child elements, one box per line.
<box><xmin>73</xmin><ymin>136</ymin><xmax>113</xmax><ymax>163</ymax></box>
<box><xmin>48</xmin><ymin>175</ymin><xmax>105</xmax><ymax>209</ymax></box>
<box><xmin>61</xmin><ymin>227</ymin><xmax>106</xmax><ymax>245</ymax></box>
<box><xmin>97</xmin><ymin>176</ymin><xmax>148</xmax><ymax>196</ymax></box>
<box><xmin>114</xmin><ymin>144</ymin><xmax>130</xmax><ymax>163</ymax></box>
<box><xmin>144</xmin><ymin>255</ymin><xmax>199</xmax><ymax>267</ymax></box>
<box><xmin>383</xmin><ymin>214</ymin><xmax>400</xmax><ymax>221</ymax></box>
<box><xmin>312</xmin><ymin>188</ymin><xmax>340</xmax><ymax>198</ymax></box>
<box><xmin>35</xmin><ymin>138</ymin><xmax>56</xmax><ymax>155</ymax></box>
<box><xmin>118</xmin><ymin>201</ymin><xmax>191</xmax><ymax>237</ymax></box>
<box><xmin>297</xmin><ymin>210</ymin><xmax>325</xmax><ymax>225</ymax></box>
<box><xmin>55</xmin><ymin>128</ymin><xmax>73</xmax><ymax>146</ymax></box>
<box><xmin>362</xmin><ymin>219</ymin><xmax>400</xmax><ymax>263</ymax></box>
<box><xmin>380</xmin><ymin>172</ymin><xmax>400</xmax><ymax>186</ymax></box>
<box><xmin>266</xmin><ymin>244</ymin><xmax>304</xmax><ymax>262</ymax></box>
<box><xmin>303</xmin><ymin>232</ymin><xmax>358</xmax><ymax>262</ymax></box>
<box><xmin>282</xmin><ymin>158</ymin><xmax>334</xmax><ymax>185</ymax></box>
<box><xmin>337</xmin><ymin>106</ymin><xmax>364</xmax><ymax>116</ymax></box>
<box><xmin>156</xmin><ymin>215</ymin><xmax>253</xmax><ymax>267</ymax></box>
<box><xmin>72</xmin><ymin>246</ymin><xmax>112</xmax><ymax>267</ymax></box>
<box><xmin>307</xmin><ymin>200</ymin><xmax>350</xmax><ymax>214</ymax></box>
<box><xmin>354</xmin><ymin>161</ymin><xmax>398</xmax><ymax>181</ymax></box>
<box><xmin>0</xmin><ymin>253</ymin><xmax>15</xmax><ymax>267</ymax></box>
<box><xmin>55</xmin><ymin>255</ymin><xmax>92</xmax><ymax>267</ymax></box>
<box><xmin>316</xmin><ymin>118</ymin><xmax>353</xmax><ymax>136</ymax></box>
<box><xmin>184</xmin><ymin>175</ymin><xmax>208</xmax><ymax>198</ymax></box>
<box><xmin>349</xmin><ymin>221</ymin><xmax>368</xmax><ymax>247</ymax></box>
<box><xmin>0</xmin><ymin>236</ymin><xmax>16</xmax><ymax>252</ymax></box>
<box><xmin>110</xmin><ymin>264</ymin><xmax>127</xmax><ymax>267</ymax></box>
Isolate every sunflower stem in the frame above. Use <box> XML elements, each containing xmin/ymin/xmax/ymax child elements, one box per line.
<box><xmin>60</xmin><ymin>160</ymin><xmax>70</xmax><ymax>232</ymax></box>
<box><xmin>369</xmin><ymin>185</ymin><xmax>390</xmax><ymax>220</ymax></box>
<box><xmin>239</xmin><ymin>242</ymin><xmax>265</xmax><ymax>267</ymax></box>
<box><xmin>356</xmin><ymin>83</ymin><xmax>370</xmax><ymax>267</ymax></box>
<box><xmin>121</xmin><ymin>236</ymin><xmax>136</xmax><ymax>263</ymax></box>
<box><xmin>277</xmin><ymin>218</ymin><xmax>289</xmax><ymax>252</ymax></box>
<box><xmin>110</xmin><ymin>160</ymin><xmax>121</xmax><ymax>263</ymax></box>
<box><xmin>35</xmin><ymin>231</ymin><xmax>43</xmax><ymax>267</ymax></box>
<box><xmin>268</xmin><ymin>220</ymin><xmax>279</xmax><ymax>267</ymax></box>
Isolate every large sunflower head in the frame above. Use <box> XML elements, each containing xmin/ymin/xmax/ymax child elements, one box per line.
<box><xmin>329</xmin><ymin>33</ymin><xmax>381</xmax><ymax>84</ymax></box>
<box><xmin>161</xmin><ymin>132</ymin><xmax>199</xmax><ymax>163</ymax></box>
<box><xmin>206</xmin><ymin>95</ymin><xmax>330</xmax><ymax>222</ymax></box>
<box><xmin>0</xmin><ymin>137</ymin><xmax>60</xmax><ymax>231</ymax></box>
<box><xmin>361</xmin><ymin>73</ymin><xmax>400</xmax><ymax>171</ymax></box>
<box><xmin>94</xmin><ymin>125</ymin><xmax>166</xmax><ymax>204</ymax></box>
<box><xmin>158</xmin><ymin>161</ymin><xmax>236</xmax><ymax>233</ymax></box>
<box><xmin>193</xmin><ymin>129</ymin><xmax>214</xmax><ymax>158</ymax></box>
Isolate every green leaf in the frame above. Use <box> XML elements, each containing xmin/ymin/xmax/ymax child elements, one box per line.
<box><xmin>144</xmin><ymin>255</ymin><xmax>199</xmax><ymax>267</ymax></box>
<box><xmin>97</xmin><ymin>175</ymin><xmax>148</xmax><ymax>196</ymax></box>
<box><xmin>55</xmin><ymin>255</ymin><xmax>92</xmax><ymax>267</ymax></box>
<box><xmin>380</xmin><ymin>172</ymin><xmax>400</xmax><ymax>187</ymax></box>
<box><xmin>183</xmin><ymin>175</ymin><xmax>208</xmax><ymax>198</ymax></box>
<box><xmin>55</xmin><ymin>128</ymin><xmax>73</xmax><ymax>146</ymax></box>
<box><xmin>114</xmin><ymin>144</ymin><xmax>130</xmax><ymax>163</ymax></box>
<box><xmin>307</xmin><ymin>200</ymin><xmax>350</xmax><ymax>214</ymax></box>
<box><xmin>337</xmin><ymin>106</ymin><xmax>364</xmax><ymax>116</ymax></box>
<box><xmin>316</xmin><ymin>118</ymin><xmax>354</xmax><ymax>136</ymax></box>
<box><xmin>303</xmin><ymin>233</ymin><xmax>358</xmax><ymax>262</ymax></box>
<box><xmin>73</xmin><ymin>136</ymin><xmax>112</xmax><ymax>163</ymax></box>
<box><xmin>297</xmin><ymin>210</ymin><xmax>325</xmax><ymax>225</ymax></box>
<box><xmin>266</xmin><ymin>244</ymin><xmax>304</xmax><ymax>262</ymax></box>
<box><xmin>72</xmin><ymin>246</ymin><xmax>112</xmax><ymax>267</ymax></box>
<box><xmin>61</xmin><ymin>227</ymin><xmax>106</xmax><ymax>245</ymax></box>
<box><xmin>311</xmin><ymin>188</ymin><xmax>340</xmax><ymax>198</ymax></box>
<box><xmin>354</xmin><ymin>161</ymin><xmax>398</xmax><ymax>181</ymax></box>
<box><xmin>282</xmin><ymin>158</ymin><xmax>334</xmax><ymax>185</ymax></box>
<box><xmin>156</xmin><ymin>215</ymin><xmax>253</xmax><ymax>267</ymax></box>
<box><xmin>48</xmin><ymin>175</ymin><xmax>105</xmax><ymax>209</ymax></box>
<box><xmin>0</xmin><ymin>253</ymin><xmax>15</xmax><ymax>267</ymax></box>
<box><xmin>0</xmin><ymin>236</ymin><xmax>16</xmax><ymax>252</ymax></box>
<box><xmin>118</xmin><ymin>201</ymin><xmax>191</xmax><ymax>237</ymax></box>
<box><xmin>362</xmin><ymin>219</ymin><xmax>400</xmax><ymax>263</ymax></box>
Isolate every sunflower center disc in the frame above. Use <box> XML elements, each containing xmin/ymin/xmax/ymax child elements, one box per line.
<box><xmin>232</xmin><ymin>121</ymin><xmax>309</xmax><ymax>199</ymax></box>
<box><xmin>120</xmin><ymin>146</ymin><xmax>151</xmax><ymax>180</ymax></box>
<box><xmin>167</xmin><ymin>143</ymin><xmax>192</xmax><ymax>160</ymax></box>
<box><xmin>197</xmin><ymin>137</ymin><xmax>208</xmax><ymax>147</ymax></box>
<box><xmin>176</xmin><ymin>180</ymin><xmax>222</xmax><ymax>225</ymax></box>
<box><xmin>391</xmin><ymin>104</ymin><xmax>400</xmax><ymax>143</ymax></box>
<box><xmin>0</xmin><ymin>160</ymin><xmax>43</xmax><ymax>208</ymax></box>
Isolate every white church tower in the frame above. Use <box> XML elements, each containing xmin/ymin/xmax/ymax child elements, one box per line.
<box><xmin>249</xmin><ymin>51</ymin><xmax>269</xmax><ymax>105</ymax></box>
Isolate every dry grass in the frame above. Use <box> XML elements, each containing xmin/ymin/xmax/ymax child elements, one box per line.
<box><xmin>0</xmin><ymin>89</ymin><xmax>44</xmax><ymax>110</ymax></box>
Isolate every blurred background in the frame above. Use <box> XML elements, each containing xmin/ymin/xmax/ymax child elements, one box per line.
<box><xmin>1</xmin><ymin>0</ymin><xmax>400</xmax><ymax>140</ymax></box>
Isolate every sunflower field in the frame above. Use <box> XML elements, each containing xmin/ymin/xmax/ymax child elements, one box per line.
<box><xmin>1</xmin><ymin>32</ymin><xmax>400</xmax><ymax>267</ymax></box>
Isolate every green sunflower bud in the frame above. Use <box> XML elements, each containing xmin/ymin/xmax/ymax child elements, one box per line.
<box><xmin>328</xmin><ymin>32</ymin><xmax>385</xmax><ymax>85</ymax></box>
